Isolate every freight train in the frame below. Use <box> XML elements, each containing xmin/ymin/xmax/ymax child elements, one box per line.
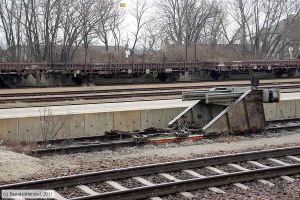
<box><xmin>0</xmin><ymin>60</ymin><xmax>299</xmax><ymax>87</ymax></box>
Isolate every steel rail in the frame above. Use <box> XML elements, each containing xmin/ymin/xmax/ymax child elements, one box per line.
<box><xmin>266</xmin><ymin>118</ymin><xmax>300</xmax><ymax>131</ymax></box>
<box><xmin>34</xmin><ymin>134</ymin><xmax>129</xmax><ymax>145</ymax></box>
<box><xmin>1</xmin><ymin>146</ymin><xmax>299</xmax><ymax>189</ymax></box>
<box><xmin>0</xmin><ymin>83</ymin><xmax>299</xmax><ymax>104</ymax></box>
<box><xmin>0</xmin><ymin>90</ymin><xmax>182</xmax><ymax>103</ymax></box>
<box><xmin>266</xmin><ymin>124</ymin><xmax>300</xmax><ymax>131</ymax></box>
<box><xmin>267</xmin><ymin>117</ymin><xmax>300</xmax><ymax>124</ymax></box>
<box><xmin>70</xmin><ymin>164</ymin><xmax>300</xmax><ymax>200</ymax></box>
<box><xmin>30</xmin><ymin>139</ymin><xmax>144</xmax><ymax>156</ymax></box>
<box><xmin>0</xmin><ymin>82</ymin><xmax>299</xmax><ymax>98</ymax></box>
<box><xmin>31</xmin><ymin>123</ymin><xmax>300</xmax><ymax>156</ymax></box>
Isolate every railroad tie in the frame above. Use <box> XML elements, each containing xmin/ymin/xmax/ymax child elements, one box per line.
<box><xmin>247</xmin><ymin>161</ymin><xmax>269</xmax><ymax>169</ymax></box>
<box><xmin>228</xmin><ymin>164</ymin><xmax>274</xmax><ymax>186</ymax></box>
<box><xmin>53</xmin><ymin>191</ymin><xmax>67</xmax><ymax>200</ymax></box>
<box><xmin>76</xmin><ymin>185</ymin><xmax>99</xmax><ymax>195</ymax></box>
<box><xmin>182</xmin><ymin>169</ymin><xmax>226</xmax><ymax>194</ymax></box>
<box><xmin>206</xmin><ymin>166</ymin><xmax>249</xmax><ymax>190</ymax></box>
<box><xmin>268</xmin><ymin>158</ymin><xmax>290</xmax><ymax>166</ymax></box>
<box><xmin>286</xmin><ymin>156</ymin><xmax>300</xmax><ymax>162</ymax></box>
<box><xmin>159</xmin><ymin>173</ymin><xmax>196</xmax><ymax>198</ymax></box>
<box><xmin>106</xmin><ymin>181</ymin><xmax>128</xmax><ymax>191</ymax></box>
<box><xmin>267</xmin><ymin>159</ymin><xmax>295</xmax><ymax>182</ymax></box>
<box><xmin>247</xmin><ymin>161</ymin><xmax>294</xmax><ymax>182</ymax></box>
<box><xmin>133</xmin><ymin>177</ymin><xmax>163</xmax><ymax>200</ymax></box>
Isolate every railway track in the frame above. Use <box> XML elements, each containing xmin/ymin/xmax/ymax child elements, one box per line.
<box><xmin>2</xmin><ymin>79</ymin><xmax>300</xmax><ymax>96</ymax></box>
<box><xmin>1</xmin><ymin>146</ymin><xmax>299</xmax><ymax>199</ymax></box>
<box><xmin>23</xmin><ymin>118</ymin><xmax>300</xmax><ymax>156</ymax></box>
<box><xmin>0</xmin><ymin>82</ymin><xmax>300</xmax><ymax>104</ymax></box>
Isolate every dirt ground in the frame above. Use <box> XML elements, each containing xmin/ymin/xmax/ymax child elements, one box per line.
<box><xmin>0</xmin><ymin>131</ymin><xmax>300</xmax><ymax>183</ymax></box>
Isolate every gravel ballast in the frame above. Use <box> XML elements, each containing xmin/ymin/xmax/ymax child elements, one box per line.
<box><xmin>0</xmin><ymin>132</ymin><xmax>299</xmax><ymax>199</ymax></box>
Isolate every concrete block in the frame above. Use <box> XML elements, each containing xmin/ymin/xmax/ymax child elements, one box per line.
<box><xmin>84</xmin><ymin>112</ymin><xmax>114</xmax><ymax>136</ymax></box>
<box><xmin>148</xmin><ymin>109</ymin><xmax>167</xmax><ymax>128</ymax></box>
<box><xmin>167</xmin><ymin>108</ymin><xmax>185</xmax><ymax>124</ymax></box>
<box><xmin>276</xmin><ymin>100</ymin><xmax>296</xmax><ymax>120</ymax></box>
<box><xmin>59</xmin><ymin>114</ymin><xmax>85</xmax><ymax>139</ymax></box>
<box><xmin>227</xmin><ymin>100</ymin><xmax>249</xmax><ymax>131</ymax></box>
<box><xmin>296</xmin><ymin>100</ymin><xmax>300</xmax><ymax>118</ymax></box>
<box><xmin>18</xmin><ymin>117</ymin><xmax>43</xmax><ymax>142</ymax></box>
<box><xmin>263</xmin><ymin>103</ymin><xmax>277</xmax><ymax>121</ymax></box>
<box><xmin>140</xmin><ymin>110</ymin><xmax>149</xmax><ymax>130</ymax></box>
<box><xmin>141</xmin><ymin>108</ymin><xmax>185</xmax><ymax>130</ymax></box>
<box><xmin>113</xmin><ymin>110</ymin><xmax>141</xmax><ymax>131</ymax></box>
<box><xmin>0</xmin><ymin>118</ymin><xmax>18</xmax><ymax>141</ymax></box>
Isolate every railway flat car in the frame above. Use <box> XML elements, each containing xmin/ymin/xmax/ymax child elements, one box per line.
<box><xmin>0</xmin><ymin>60</ymin><xmax>299</xmax><ymax>87</ymax></box>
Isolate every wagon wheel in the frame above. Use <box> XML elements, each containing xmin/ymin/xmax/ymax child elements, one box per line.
<box><xmin>151</xmin><ymin>70</ymin><xmax>158</xmax><ymax>78</ymax></box>
<box><xmin>72</xmin><ymin>76</ymin><xmax>83</xmax><ymax>85</ymax></box>
<box><xmin>1</xmin><ymin>75</ymin><xmax>22</xmax><ymax>87</ymax></box>
<box><xmin>287</xmin><ymin>69</ymin><xmax>296</xmax><ymax>77</ymax></box>
<box><xmin>210</xmin><ymin>71</ymin><xmax>221</xmax><ymax>80</ymax></box>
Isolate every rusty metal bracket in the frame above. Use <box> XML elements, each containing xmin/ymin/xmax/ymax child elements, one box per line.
<box><xmin>169</xmin><ymin>87</ymin><xmax>280</xmax><ymax>135</ymax></box>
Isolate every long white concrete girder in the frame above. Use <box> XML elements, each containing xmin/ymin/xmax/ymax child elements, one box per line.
<box><xmin>263</xmin><ymin>99</ymin><xmax>300</xmax><ymax>121</ymax></box>
<box><xmin>0</xmin><ymin>100</ymin><xmax>189</xmax><ymax>142</ymax></box>
<box><xmin>0</xmin><ymin>92</ymin><xmax>299</xmax><ymax>142</ymax></box>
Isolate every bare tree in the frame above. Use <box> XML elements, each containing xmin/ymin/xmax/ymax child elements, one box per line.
<box><xmin>111</xmin><ymin>11</ymin><xmax>124</xmax><ymax>54</ymax></box>
<box><xmin>1</xmin><ymin>0</ymin><xmax>298</xmax><ymax>63</ymax></box>
<box><xmin>77</xmin><ymin>0</ymin><xmax>99</xmax><ymax>64</ymax></box>
<box><xmin>22</xmin><ymin>0</ymin><xmax>42</xmax><ymax>61</ymax></box>
<box><xmin>143</xmin><ymin>18</ymin><xmax>161</xmax><ymax>51</ymax></box>
<box><xmin>42</xmin><ymin>0</ymin><xmax>63</xmax><ymax>62</ymax></box>
<box><xmin>157</xmin><ymin>0</ymin><xmax>219</xmax><ymax>46</ymax></box>
<box><xmin>130</xmin><ymin>0</ymin><xmax>149</xmax><ymax>54</ymax></box>
<box><xmin>0</xmin><ymin>0</ymin><xmax>65</xmax><ymax>62</ymax></box>
<box><xmin>94</xmin><ymin>0</ymin><xmax>117</xmax><ymax>51</ymax></box>
<box><xmin>0</xmin><ymin>0</ymin><xmax>24</xmax><ymax>61</ymax></box>
<box><xmin>59</xmin><ymin>0</ymin><xmax>82</xmax><ymax>62</ymax></box>
<box><xmin>0</xmin><ymin>43</ymin><xmax>3</xmax><ymax>61</ymax></box>
<box><xmin>227</xmin><ymin>0</ymin><xmax>300</xmax><ymax>58</ymax></box>
<box><xmin>205</xmin><ymin>7</ymin><xmax>224</xmax><ymax>45</ymax></box>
